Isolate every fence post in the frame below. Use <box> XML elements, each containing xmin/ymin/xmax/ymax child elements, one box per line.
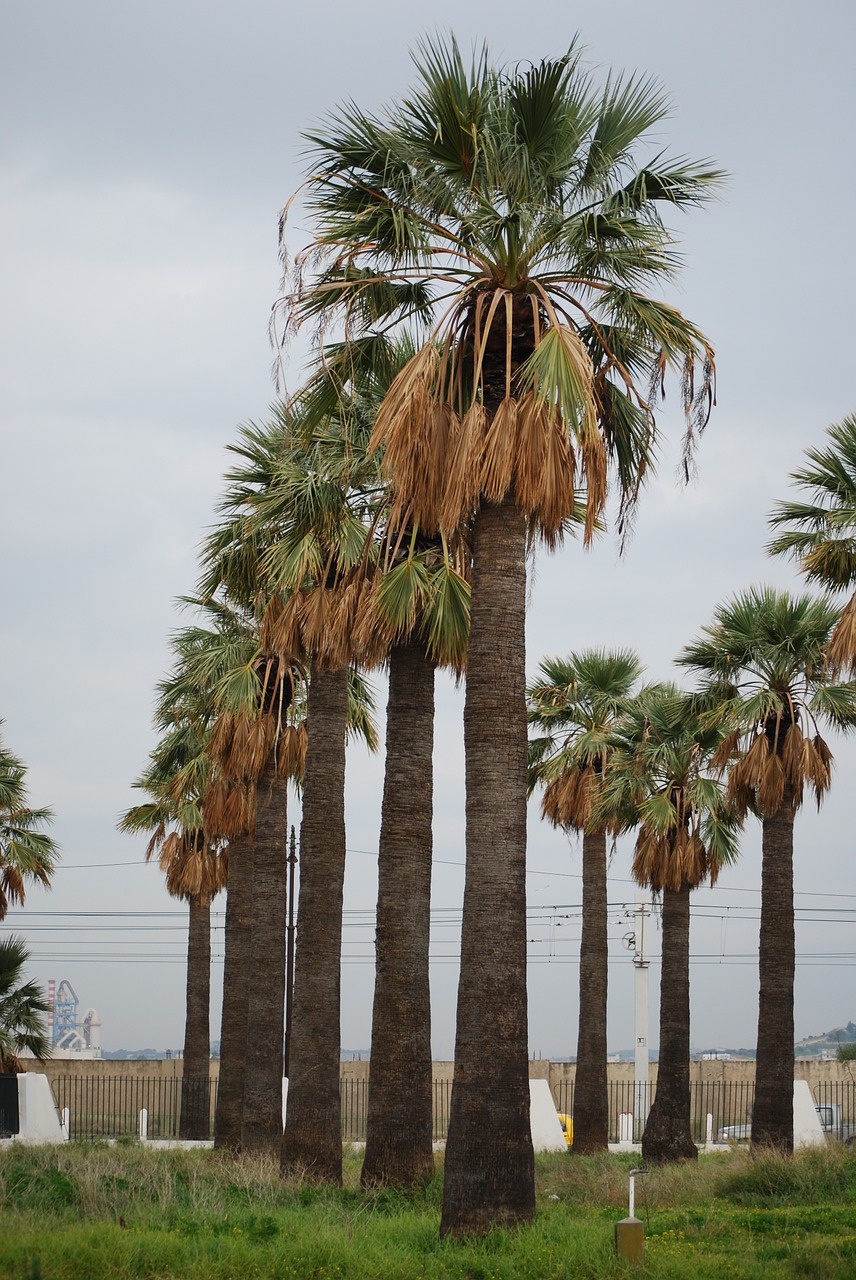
<box><xmin>139</xmin><ymin>1108</ymin><xmax>148</xmax><ymax>1140</ymax></box>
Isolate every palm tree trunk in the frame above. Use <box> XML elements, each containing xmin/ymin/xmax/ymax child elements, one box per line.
<box><xmin>241</xmin><ymin>764</ymin><xmax>289</xmax><ymax>1154</ymax></box>
<box><xmin>571</xmin><ymin>828</ymin><xmax>609</xmax><ymax>1154</ymax></box>
<box><xmin>281</xmin><ymin>663</ymin><xmax>348</xmax><ymax>1182</ymax></box>
<box><xmin>642</xmin><ymin>884</ymin><xmax>697</xmax><ymax>1163</ymax></box>
<box><xmin>361</xmin><ymin>640</ymin><xmax>435</xmax><ymax>1189</ymax></box>
<box><xmin>214</xmin><ymin>831</ymin><xmax>254</xmax><ymax>1152</ymax></box>
<box><xmin>179</xmin><ymin>892</ymin><xmax>211</xmax><ymax>1140</ymax></box>
<box><xmin>752</xmin><ymin>790</ymin><xmax>795</xmax><ymax>1153</ymax></box>
<box><xmin>440</xmin><ymin>497</ymin><xmax>535</xmax><ymax>1237</ymax></box>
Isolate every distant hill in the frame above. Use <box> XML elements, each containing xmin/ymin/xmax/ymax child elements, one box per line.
<box><xmin>794</xmin><ymin>1021</ymin><xmax>856</xmax><ymax>1058</ymax></box>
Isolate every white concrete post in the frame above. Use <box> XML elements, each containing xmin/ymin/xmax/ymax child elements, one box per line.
<box><xmin>138</xmin><ymin>1108</ymin><xmax>148</xmax><ymax>1139</ymax></box>
<box><xmin>633</xmin><ymin>894</ymin><xmax>651</xmax><ymax>1141</ymax></box>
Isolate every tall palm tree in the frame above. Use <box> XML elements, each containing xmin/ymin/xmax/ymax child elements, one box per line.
<box><xmin>600</xmin><ymin>685</ymin><xmax>740</xmax><ymax>1163</ymax></box>
<box><xmin>360</xmin><ymin>543</ymin><xmax>469</xmax><ymax>1190</ymax></box>
<box><xmin>0</xmin><ymin>726</ymin><xmax>59</xmax><ymax>920</ymax></box>
<box><xmin>296</xmin><ymin>337</ymin><xmax>472</xmax><ymax>1190</ymax></box>
<box><xmin>0</xmin><ymin>936</ymin><xmax>51</xmax><ymax>1073</ymax></box>
<box><xmin>120</xmin><ymin>718</ymin><xmax>228</xmax><ymax>1140</ymax></box>
<box><xmin>527</xmin><ymin>649</ymin><xmax>642</xmax><ymax>1154</ymax></box>
<box><xmin>768</xmin><ymin>414</ymin><xmax>856</xmax><ymax>672</ymax></box>
<box><xmin>283</xmin><ymin>35</ymin><xmax>722</xmax><ymax>1232</ymax></box>
<box><xmin>678</xmin><ymin>588</ymin><xmax>856</xmax><ymax>1151</ymax></box>
<box><xmin>203</xmin><ymin>410</ymin><xmax>379</xmax><ymax>1179</ymax></box>
<box><xmin>153</xmin><ymin>602</ymin><xmax>267</xmax><ymax>1154</ymax></box>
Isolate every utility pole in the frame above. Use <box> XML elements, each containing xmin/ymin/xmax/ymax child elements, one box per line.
<box><xmin>284</xmin><ymin>825</ymin><xmax>298</xmax><ymax>1079</ymax></box>
<box><xmin>633</xmin><ymin>893</ymin><xmax>651</xmax><ymax>1141</ymax></box>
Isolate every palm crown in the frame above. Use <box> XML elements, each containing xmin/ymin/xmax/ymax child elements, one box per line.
<box><xmin>600</xmin><ymin>684</ymin><xmax>740</xmax><ymax>892</ymax></box>
<box><xmin>0</xmin><ymin>726</ymin><xmax>58</xmax><ymax>920</ymax></box>
<box><xmin>527</xmin><ymin>648</ymin><xmax>643</xmax><ymax>831</ymax></box>
<box><xmin>768</xmin><ymin>414</ymin><xmax>856</xmax><ymax>674</ymax></box>
<box><xmin>280</xmin><ymin>36</ymin><xmax>724</xmax><ymax>543</ymax></box>
<box><xmin>0</xmin><ymin>935</ymin><xmax>51</xmax><ymax>1072</ymax></box>
<box><xmin>677</xmin><ymin>587</ymin><xmax>856</xmax><ymax>815</ymax></box>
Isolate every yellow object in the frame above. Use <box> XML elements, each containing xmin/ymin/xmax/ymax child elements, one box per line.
<box><xmin>615</xmin><ymin>1216</ymin><xmax>645</xmax><ymax>1265</ymax></box>
<box><xmin>557</xmin><ymin>1113</ymin><xmax>573</xmax><ymax>1146</ymax></box>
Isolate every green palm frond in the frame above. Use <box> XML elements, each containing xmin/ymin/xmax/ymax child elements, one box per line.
<box><xmin>768</xmin><ymin>416</ymin><xmax>856</xmax><ymax>676</ymax></box>
<box><xmin>346</xmin><ymin>669</ymin><xmax>379</xmax><ymax>751</ymax></box>
<box><xmin>0</xmin><ymin>726</ymin><xmax>59</xmax><ymax>920</ymax></box>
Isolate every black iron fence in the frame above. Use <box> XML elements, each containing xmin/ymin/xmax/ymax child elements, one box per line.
<box><xmin>49</xmin><ymin>1075</ymin><xmax>219</xmax><ymax>1140</ymax></box>
<box><xmin>551</xmin><ymin>1079</ymin><xmax>757</xmax><ymax>1144</ymax></box>
<box><xmin>47</xmin><ymin>1074</ymin><xmax>856</xmax><ymax>1144</ymax></box>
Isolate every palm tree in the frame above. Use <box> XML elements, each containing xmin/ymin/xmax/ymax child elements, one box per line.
<box><xmin>296</xmin><ymin>338</ymin><xmax>471</xmax><ymax>1190</ymax></box>
<box><xmin>527</xmin><ymin>649</ymin><xmax>642</xmax><ymax>1154</ymax></box>
<box><xmin>283</xmin><ymin>35</ymin><xmax>722</xmax><ymax>1232</ymax></box>
<box><xmin>0</xmin><ymin>936</ymin><xmax>51</xmax><ymax>1073</ymax></box>
<box><xmin>361</xmin><ymin>544</ymin><xmax>469</xmax><ymax>1190</ymax></box>
<box><xmin>202</xmin><ymin>411</ymin><xmax>380</xmax><ymax>1179</ymax></box>
<box><xmin>678</xmin><ymin>588</ymin><xmax>856</xmax><ymax>1151</ymax></box>
<box><xmin>768</xmin><ymin>414</ymin><xmax>856</xmax><ymax>673</ymax></box>
<box><xmin>600</xmin><ymin>685</ymin><xmax>740</xmax><ymax>1163</ymax></box>
<box><xmin>0</xmin><ymin>726</ymin><xmax>59</xmax><ymax>920</ymax></box>
<box><xmin>120</xmin><ymin>717</ymin><xmax>228</xmax><ymax>1140</ymax></box>
<box><xmin>152</xmin><ymin>602</ymin><xmax>267</xmax><ymax>1154</ymax></box>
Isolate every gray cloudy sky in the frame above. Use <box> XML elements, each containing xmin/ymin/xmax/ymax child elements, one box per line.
<box><xmin>3</xmin><ymin>0</ymin><xmax>855</xmax><ymax>1058</ymax></box>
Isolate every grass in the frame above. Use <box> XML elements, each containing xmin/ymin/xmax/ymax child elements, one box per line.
<box><xmin>0</xmin><ymin>1143</ymin><xmax>855</xmax><ymax>1278</ymax></box>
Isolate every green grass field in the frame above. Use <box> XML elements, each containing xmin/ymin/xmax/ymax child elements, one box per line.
<box><xmin>1</xmin><ymin>1142</ymin><xmax>855</xmax><ymax>1279</ymax></box>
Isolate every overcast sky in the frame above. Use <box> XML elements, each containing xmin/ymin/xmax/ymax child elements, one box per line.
<box><xmin>3</xmin><ymin>0</ymin><xmax>855</xmax><ymax>1059</ymax></box>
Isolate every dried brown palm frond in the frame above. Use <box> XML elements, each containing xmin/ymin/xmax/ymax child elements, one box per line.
<box><xmin>805</xmin><ymin>734</ymin><xmax>833</xmax><ymax>805</ymax></box>
<box><xmin>632</xmin><ymin>829</ymin><xmax>666</xmax><ymax>889</ymax></box>
<box><xmin>257</xmin><ymin>656</ymin><xmax>296</xmax><ymax>720</ymax></box>
<box><xmin>633</xmin><ymin>827</ymin><xmax>713</xmax><ymax>893</ymax></box>
<box><xmin>208</xmin><ymin>709</ymin><xmax>278</xmax><ymax>783</ymax></box>
<box><xmin>711</xmin><ymin>728</ymin><xmax>742</xmax><ymax>773</ymax></box>
<box><xmin>349</xmin><ymin>574</ymin><xmax>397</xmax><ymax>666</ymax></box>
<box><xmin>440</xmin><ymin>402</ymin><xmax>487</xmax><ymax>531</ymax></box>
<box><xmin>541</xmin><ymin>763</ymin><xmax>595</xmax><ymax>829</ymax></box>
<box><xmin>276</xmin><ymin>723</ymin><xmax>308</xmax><ymax>778</ymax></box>
<box><xmin>578</xmin><ymin>411</ymin><xmax>608</xmax><ymax>544</ymax></box>
<box><xmin>370</xmin><ymin>345</ymin><xmax>444</xmax><ymax>528</ymax></box>
<box><xmin>0</xmin><ymin>866</ymin><xmax>27</xmax><ymax>917</ymax></box>
<box><xmin>781</xmin><ymin>721</ymin><xmax>806</xmax><ymax>780</ymax></box>
<box><xmin>202</xmin><ymin>777</ymin><xmax>252</xmax><ymax>840</ymax></box>
<box><xmin>828</xmin><ymin>593</ymin><xmax>856</xmax><ymax>676</ymax></box>
<box><xmin>727</xmin><ymin>718</ymin><xmax>834</xmax><ymax>816</ymax></box>
<box><xmin>158</xmin><ymin>831</ymin><xmax>225</xmax><ymax>900</ymax></box>
<box><xmin>516</xmin><ymin>398</ymin><xmax>577</xmax><ymax>545</ymax></box>
<box><xmin>480</xmin><ymin>398</ymin><xmax>519</xmax><ymax>506</ymax></box>
<box><xmin>296</xmin><ymin>584</ymin><xmax>354</xmax><ymax>670</ymax></box>
<box><xmin>261</xmin><ymin>591</ymin><xmax>306</xmax><ymax>662</ymax></box>
<box><xmin>728</xmin><ymin>732</ymin><xmax>791</xmax><ymax>814</ymax></box>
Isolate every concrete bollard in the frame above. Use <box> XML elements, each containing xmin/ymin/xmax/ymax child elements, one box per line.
<box><xmin>138</xmin><ymin>1108</ymin><xmax>148</xmax><ymax>1139</ymax></box>
<box><xmin>615</xmin><ymin>1215</ymin><xmax>645</xmax><ymax>1265</ymax></box>
<box><xmin>615</xmin><ymin>1167</ymin><xmax>645</xmax><ymax>1266</ymax></box>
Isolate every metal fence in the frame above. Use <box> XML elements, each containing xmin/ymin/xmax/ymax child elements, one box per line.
<box><xmin>551</xmin><ymin>1079</ymin><xmax>757</xmax><ymax>1144</ymax></box>
<box><xmin>50</xmin><ymin>1075</ymin><xmax>219</xmax><ymax>1140</ymax></box>
<box><xmin>47</xmin><ymin>1074</ymin><xmax>856</xmax><ymax>1144</ymax></box>
<box><xmin>812</xmin><ymin>1079</ymin><xmax>856</xmax><ymax>1128</ymax></box>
